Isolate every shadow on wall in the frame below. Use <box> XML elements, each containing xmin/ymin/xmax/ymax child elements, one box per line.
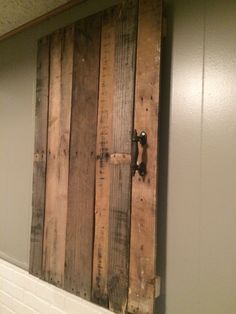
<box><xmin>155</xmin><ymin>1</ymin><xmax>174</xmax><ymax>314</ymax></box>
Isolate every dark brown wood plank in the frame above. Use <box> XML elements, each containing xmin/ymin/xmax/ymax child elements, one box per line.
<box><xmin>128</xmin><ymin>0</ymin><xmax>162</xmax><ymax>313</ymax></box>
<box><xmin>43</xmin><ymin>25</ymin><xmax>74</xmax><ymax>287</ymax></box>
<box><xmin>64</xmin><ymin>14</ymin><xmax>101</xmax><ymax>300</ymax></box>
<box><xmin>92</xmin><ymin>6</ymin><xmax>118</xmax><ymax>307</ymax></box>
<box><xmin>107</xmin><ymin>1</ymin><xmax>138</xmax><ymax>313</ymax></box>
<box><xmin>29</xmin><ymin>36</ymin><xmax>50</xmax><ymax>278</ymax></box>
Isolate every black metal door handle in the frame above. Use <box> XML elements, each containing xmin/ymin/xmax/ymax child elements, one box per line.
<box><xmin>131</xmin><ymin>130</ymin><xmax>147</xmax><ymax>177</ymax></box>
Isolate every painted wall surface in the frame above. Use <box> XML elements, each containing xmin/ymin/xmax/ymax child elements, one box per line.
<box><xmin>159</xmin><ymin>0</ymin><xmax>236</xmax><ymax>313</ymax></box>
<box><xmin>1</xmin><ymin>0</ymin><xmax>236</xmax><ymax>313</ymax></box>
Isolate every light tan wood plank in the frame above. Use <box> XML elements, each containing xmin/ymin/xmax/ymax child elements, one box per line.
<box><xmin>92</xmin><ymin>6</ymin><xmax>117</xmax><ymax>307</ymax></box>
<box><xmin>43</xmin><ymin>25</ymin><xmax>74</xmax><ymax>287</ymax></box>
<box><xmin>128</xmin><ymin>0</ymin><xmax>162</xmax><ymax>313</ymax></box>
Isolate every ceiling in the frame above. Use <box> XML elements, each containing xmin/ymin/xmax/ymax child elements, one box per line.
<box><xmin>0</xmin><ymin>0</ymin><xmax>70</xmax><ymax>37</ymax></box>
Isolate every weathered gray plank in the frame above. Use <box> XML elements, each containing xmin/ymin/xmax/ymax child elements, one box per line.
<box><xmin>29</xmin><ymin>36</ymin><xmax>50</xmax><ymax>278</ymax></box>
<box><xmin>107</xmin><ymin>1</ymin><xmax>138</xmax><ymax>313</ymax></box>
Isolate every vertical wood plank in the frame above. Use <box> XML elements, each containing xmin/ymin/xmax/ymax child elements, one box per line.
<box><xmin>107</xmin><ymin>1</ymin><xmax>138</xmax><ymax>313</ymax></box>
<box><xmin>43</xmin><ymin>25</ymin><xmax>74</xmax><ymax>287</ymax></box>
<box><xmin>92</xmin><ymin>6</ymin><xmax>117</xmax><ymax>307</ymax></box>
<box><xmin>64</xmin><ymin>15</ymin><xmax>101</xmax><ymax>300</ymax></box>
<box><xmin>29</xmin><ymin>36</ymin><xmax>50</xmax><ymax>278</ymax></box>
<box><xmin>128</xmin><ymin>0</ymin><xmax>162</xmax><ymax>313</ymax></box>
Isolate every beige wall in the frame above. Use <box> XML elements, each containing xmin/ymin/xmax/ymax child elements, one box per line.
<box><xmin>161</xmin><ymin>0</ymin><xmax>236</xmax><ymax>313</ymax></box>
<box><xmin>0</xmin><ymin>0</ymin><xmax>236</xmax><ymax>313</ymax></box>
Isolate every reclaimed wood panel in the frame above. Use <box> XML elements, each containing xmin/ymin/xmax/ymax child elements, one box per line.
<box><xmin>107</xmin><ymin>1</ymin><xmax>138</xmax><ymax>313</ymax></box>
<box><xmin>30</xmin><ymin>2</ymin><xmax>162</xmax><ymax>312</ymax></box>
<box><xmin>43</xmin><ymin>25</ymin><xmax>74</xmax><ymax>287</ymax></box>
<box><xmin>64</xmin><ymin>15</ymin><xmax>101</xmax><ymax>300</ymax></box>
<box><xmin>128</xmin><ymin>0</ymin><xmax>162</xmax><ymax>313</ymax></box>
<box><xmin>92</xmin><ymin>6</ymin><xmax>117</xmax><ymax>307</ymax></box>
<box><xmin>30</xmin><ymin>36</ymin><xmax>50</xmax><ymax>278</ymax></box>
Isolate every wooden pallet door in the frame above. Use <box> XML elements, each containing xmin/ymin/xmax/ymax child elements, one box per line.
<box><xmin>30</xmin><ymin>1</ymin><xmax>162</xmax><ymax>313</ymax></box>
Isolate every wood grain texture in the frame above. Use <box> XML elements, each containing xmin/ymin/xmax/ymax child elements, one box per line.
<box><xmin>29</xmin><ymin>36</ymin><xmax>50</xmax><ymax>278</ymax></box>
<box><xmin>128</xmin><ymin>0</ymin><xmax>162</xmax><ymax>313</ymax></box>
<box><xmin>92</xmin><ymin>6</ymin><xmax>117</xmax><ymax>307</ymax></box>
<box><xmin>64</xmin><ymin>15</ymin><xmax>101</xmax><ymax>300</ymax></box>
<box><xmin>107</xmin><ymin>1</ymin><xmax>138</xmax><ymax>313</ymax></box>
<box><xmin>43</xmin><ymin>25</ymin><xmax>74</xmax><ymax>287</ymax></box>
